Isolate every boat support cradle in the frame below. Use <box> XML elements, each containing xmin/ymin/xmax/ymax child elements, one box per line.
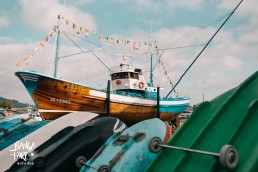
<box><xmin>148</xmin><ymin>137</ymin><xmax>239</xmax><ymax>170</ymax></box>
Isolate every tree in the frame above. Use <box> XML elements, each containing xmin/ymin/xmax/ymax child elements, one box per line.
<box><xmin>6</xmin><ymin>100</ymin><xmax>14</xmax><ymax>109</ymax></box>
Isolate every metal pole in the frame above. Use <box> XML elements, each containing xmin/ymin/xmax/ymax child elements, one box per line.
<box><xmin>54</xmin><ymin>15</ymin><xmax>61</xmax><ymax>78</ymax></box>
<box><xmin>159</xmin><ymin>144</ymin><xmax>220</xmax><ymax>156</ymax></box>
<box><xmin>157</xmin><ymin>87</ymin><xmax>160</xmax><ymax>118</ymax></box>
<box><xmin>107</xmin><ymin>80</ymin><xmax>111</xmax><ymax>116</ymax></box>
<box><xmin>165</xmin><ymin>0</ymin><xmax>244</xmax><ymax>98</ymax></box>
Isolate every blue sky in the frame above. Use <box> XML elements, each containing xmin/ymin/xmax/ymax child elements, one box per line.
<box><xmin>0</xmin><ymin>0</ymin><xmax>257</xmax><ymax>106</ymax></box>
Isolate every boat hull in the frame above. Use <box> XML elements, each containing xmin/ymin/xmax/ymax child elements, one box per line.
<box><xmin>16</xmin><ymin>71</ymin><xmax>190</xmax><ymax>124</ymax></box>
<box><xmin>9</xmin><ymin>117</ymin><xmax>126</xmax><ymax>172</ymax></box>
<box><xmin>80</xmin><ymin>118</ymin><xmax>171</xmax><ymax>172</ymax></box>
<box><xmin>146</xmin><ymin>70</ymin><xmax>258</xmax><ymax>172</ymax></box>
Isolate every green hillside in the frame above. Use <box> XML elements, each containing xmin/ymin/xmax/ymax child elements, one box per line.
<box><xmin>0</xmin><ymin>97</ymin><xmax>32</xmax><ymax>108</ymax></box>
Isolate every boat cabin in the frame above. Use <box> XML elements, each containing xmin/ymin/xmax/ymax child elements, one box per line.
<box><xmin>110</xmin><ymin>68</ymin><xmax>148</xmax><ymax>91</ymax></box>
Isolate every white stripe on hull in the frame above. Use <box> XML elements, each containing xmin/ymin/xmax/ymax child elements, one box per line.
<box><xmin>20</xmin><ymin>74</ymin><xmax>39</xmax><ymax>82</ymax></box>
<box><xmin>89</xmin><ymin>90</ymin><xmax>190</xmax><ymax>106</ymax></box>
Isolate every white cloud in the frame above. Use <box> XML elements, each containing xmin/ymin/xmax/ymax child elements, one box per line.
<box><xmin>166</xmin><ymin>0</ymin><xmax>204</xmax><ymax>10</ymax></box>
<box><xmin>73</xmin><ymin>0</ymin><xmax>95</xmax><ymax>5</ymax></box>
<box><xmin>19</xmin><ymin>0</ymin><xmax>96</xmax><ymax>32</ymax></box>
<box><xmin>110</xmin><ymin>0</ymin><xmax>204</xmax><ymax>13</ymax></box>
<box><xmin>218</xmin><ymin>0</ymin><xmax>258</xmax><ymax>18</ymax></box>
<box><xmin>0</xmin><ymin>16</ymin><xmax>10</xmax><ymax>27</ymax></box>
<box><xmin>0</xmin><ymin>37</ymin><xmax>15</xmax><ymax>43</ymax></box>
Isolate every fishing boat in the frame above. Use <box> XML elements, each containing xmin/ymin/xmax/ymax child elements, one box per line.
<box><xmin>15</xmin><ymin>16</ymin><xmax>190</xmax><ymax>124</ymax></box>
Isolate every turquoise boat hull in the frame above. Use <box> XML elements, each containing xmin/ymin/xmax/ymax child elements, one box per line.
<box><xmin>0</xmin><ymin>118</ymin><xmax>24</xmax><ymax>130</ymax></box>
<box><xmin>80</xmin><ymin>118</ymin><xmax>171</xmax><ymax>172</ymax></box>
<box><xmin>0</xmin><ymin>120</ymin><xmax>50</xmax><ymax>151</ymax></box>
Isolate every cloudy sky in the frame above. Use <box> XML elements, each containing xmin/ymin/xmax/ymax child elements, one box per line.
<box><xmin>0</xmin><ymin>0</ymin><xmax>257</xmax><ymax>106</ymax></box>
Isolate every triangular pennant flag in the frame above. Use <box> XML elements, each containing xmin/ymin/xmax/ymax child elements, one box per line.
<box><xmin>66</xmin><ymin>20</ymin><xmax>69</xmax><ymax>25</ymax></box>
<box><xmin>98</xmin><ymin>34</ymin><xmax>103</xmax><ymax>41</ymax></box>
<box><xmin>73</xmin><ymin>23</ymin><xmax>76</xmax><ymax>29</ymax></box>
<box><xmin>85</xmin><ymin>29</ymin><xmax>90</xmax><ymax>33</ymax></box>
<box><xmin>110</xmin><ymin>37</ymin><xmax>115</xmax><ymax>44</ymax></box>
<box><xmin>23</xmin><ymin>57</ymin><xmax>28</xmax><ymax>62</ymax></box>
<box><xmin>40</xmin><ymin>42</ymin><xmax>45</xmax><ymax>48</ymax></box>
<box><xmin>49</xmin><ymin>31</ymin><xmax>53</xmax><ymax>37</ymax></box>
<box><xmin>16</xmin><ymin>61</ymin><xmax>22</xmax><ymax>66</ymax></box>
<box><xmin>45</xmin><ymin>36</ymin><xmax>48</xmax><ymax>42</ymax></box>
<box><xmin>132</xmin><ymin>41</ymin><xmax>136</xmax><ymax>50</ymax></box>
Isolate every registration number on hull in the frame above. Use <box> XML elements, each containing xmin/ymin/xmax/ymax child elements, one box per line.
<box><xmin>50</xmin><ymin>97</ymin><xmax>71</xmax><ymax>104</ymax></box>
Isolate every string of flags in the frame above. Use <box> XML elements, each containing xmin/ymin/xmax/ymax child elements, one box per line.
<box><xmin>60</xmin><ymin>16</ymin><xmax>151</xmax><ymax>50</ymax></box>
<box><xmin>16</xmin><ymin>15</ymin><xmax>152</xmax><ymax>68</ymax></box>
<box><xmin>16</xmin><ymin>29</ymin><xmax>57</xmax><ymax>67</ymax></box>
<box><xmin>155</xmin><ymin>48</ymin><xmax>176</xmax><ymax>92</ymax></box>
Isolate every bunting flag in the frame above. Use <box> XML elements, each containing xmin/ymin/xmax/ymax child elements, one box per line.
<box><xmin>98</xmin><ymin>34</ymin><xmax>103</xmax><ymax>41</ymax></box>
<box><xmin>132</xmin><ymin>41</ymin><xmax>136</xmax><ymax>50</ymax></box>
<box><xmin>16</xmin><ymin>27</ymin><xmax>56</xmax><ymax>68</ymax></box>
<box><xmin>110</xmin><ymin>37</ymin><xmax>115</xmax><ymax>44</ymax></box>
<box><xmin>155</xmin><ymin>47</ymin><xmax>176</xmax><ymax>92</ymax></box>
<box><xmin>40</xmin><ymin>42</ymin><xmax>45</xmax><ymax>48</ymax></box>
<box><xmin>16</xmin><ymin>61</ymin><xmax>22</xmax><ymax>66</ymax></box>
<box><xmin>86</xmin><ymin>29</ymin><xmax>90</xmax><ymax>33</ymax></box>
<box><xmin>60</xmin><ymin>16</ymin><xmax>149</xmax><ymax>50</ymax></box>
<box><xmin>17</xmin><ymin>15</ymin><xmax>154</xmax><ymax>68</ymax></box>
<box><xmin>23</xmin><ymin>57</ymin><xmax>28</xmax><ymax>62</ymax></box>
<box><xmin>73</xmin><ymin>23</ymin><xmax>76</xmax><ymax>29</ymax></box>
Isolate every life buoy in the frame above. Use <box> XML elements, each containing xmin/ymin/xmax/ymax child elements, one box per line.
<box><xmin>116</xmin><ymin>80</ymin><xmax>121</xmax><ymax>85</ymax></box>
<box><xmin>138</xmin><ymin>82</ymin><xmax>144</xmax><ymax>89</ymax></box>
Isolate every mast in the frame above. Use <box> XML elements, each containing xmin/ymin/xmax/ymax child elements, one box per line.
<box><xmin>54</xmin><ymin>15</ymin><xmax>61</xmax><ymax>78</ymax></box>
<box><xmin>149</xmin><ymin>17</ymin><xmax>154</xmax><ymax>87</ymax></box>
<box><xmin>165</xmin><ymin>0</ymin><xmax>244</xmax><ymax>98</ymax></box>
<box><xmin>149</xmin><ymin>52</ymin><xmax>153</xmax><ymax>86</ymax></box>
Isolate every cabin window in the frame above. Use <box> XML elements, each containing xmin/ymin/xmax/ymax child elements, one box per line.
<box><xmin>111</xmin><ymin>74</ymin><xmax>116</xmax><ymax>80</ymax></box>
<box><xmin>111</xmin><ymin>72</ymin><xmax>129</xmax><ymax>80</ymax></box>
<box><xmin>130</xmin><ymin>72</ymin><xmax>139</xmax><ymax>79</ymax></box>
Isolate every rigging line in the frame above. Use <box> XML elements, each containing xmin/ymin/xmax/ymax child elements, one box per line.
<box><xmin>158</xmin><ymin>43</ymin><xmax>206</xmax><ymax>51</ymax></box>
<box><xmin>161</xmin><ymin>13</ymin><xmax>230</xmax><ymax>49</ymax></box>
<box><xmin>152</xmin><ymin>39</ymin><xmax>205</xmax><ymax>75</ymax></box>
<box><xmin>62</xmin><ymin>31</ymin><xmax>111</xmax><ymax>72</ymax></box>
<box><xmin>59</xmin><ymin>47</ymin><xmax>103</xmax><ymax>59</ymax></box>
<box><xmin>62</xmin><ymin>30</ymin><xmax>102</xmax><ymax>48</ymax></box>
<box><xmin>46</xmin><ymin>35</ymin><xmax>58</xmax><ymax>76</ymax></box>
<box><xmin>165</xmin><ymin>0</ymin><xmax>244</xmax><ymax>98</ymax></box>
<box><xmin>131</xmin><ymin>51</ymin><xmax>151</xmax><ymax>62</ymax></box>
